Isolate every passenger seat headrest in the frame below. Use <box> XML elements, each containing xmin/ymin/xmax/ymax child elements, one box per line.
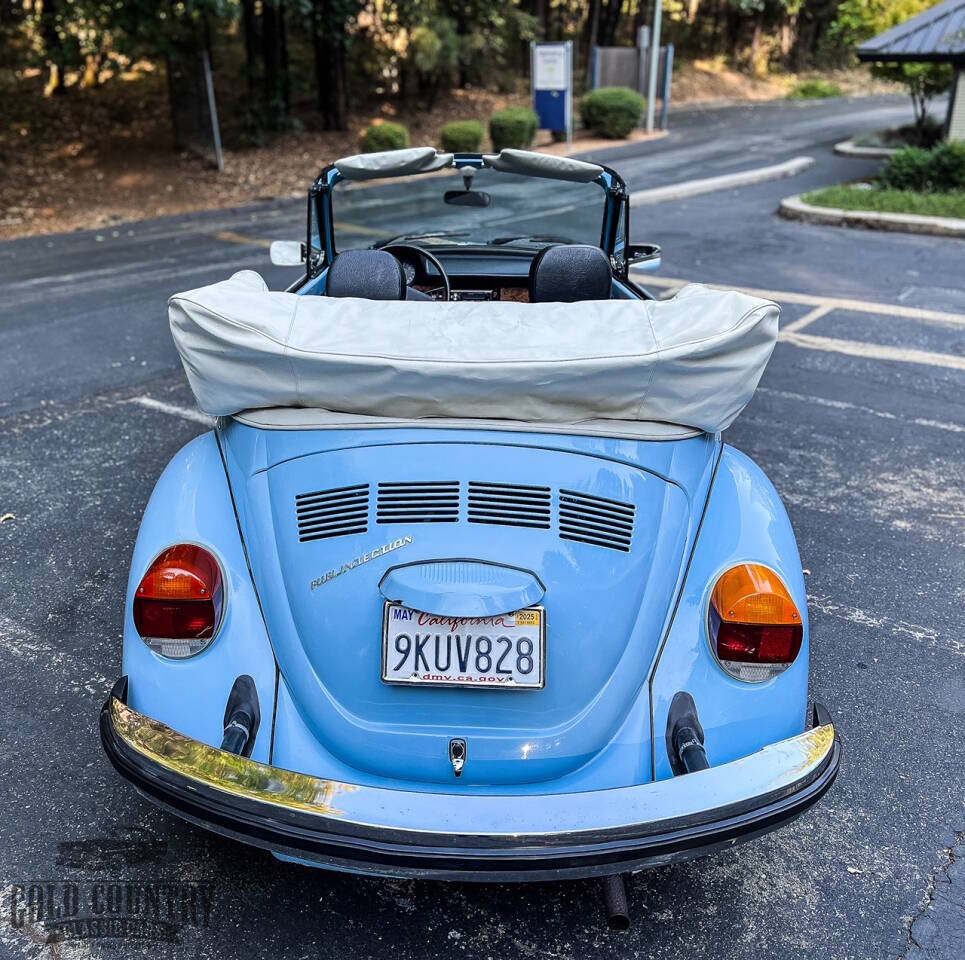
<box><xmin>326</xmin><ymin>249</ymin><xmax>406</xmax><ymax>300</ymax></box>
<box><xmin>528</xmin><ymin>244</ymin><xmax>612</xmax><ymax>303</ymax></box>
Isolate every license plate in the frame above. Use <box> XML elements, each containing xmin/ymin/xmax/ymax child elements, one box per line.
<box><xmin>381</xmin><ymin>603</ymin><xmax>545</xmax><ymax>690</ymax></box>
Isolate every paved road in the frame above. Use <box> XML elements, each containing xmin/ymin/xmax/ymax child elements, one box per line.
<box><xmin>1</xmin><ymin>95</ymin><xmax>963</xmax><ymax>960</ymax></box>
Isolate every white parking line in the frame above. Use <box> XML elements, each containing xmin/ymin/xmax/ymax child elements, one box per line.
<box><xmin>635</xmin><ymin>272</ymin><xmax>965</xmax><ymax>371</ymax></box>
<box><xmin>756</xmin><ymin>387</ymin><xmax>965</xmax><ymax>435</ymax></box>
<box><xmin>130</xmin><ymin>396</ymin><xmax>214</xmax><ymax>426</ymax></box>
<box><xmin>638</xmin><ymin>273</ymin><xmax>965</xmax><ymax>329</ymax></box>
<box><xmin>782</xmin><ymin>330</ymin><xmax>965</xmax><ymax>371</ymax></box>
<box><xmin>780</xmin><ymin>303</ymin><xmax>833</xmax><ymax>335</ymax></box>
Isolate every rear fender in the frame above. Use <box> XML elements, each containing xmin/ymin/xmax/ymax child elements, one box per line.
<box><xmin>121</xmin><ymin>432</ymin><xmax>277</xmax><ymax>764</ymax></box>
<box><xmin>650</xmin><ymin>445</ymin><xmax>809</xmax><ymax>780</ymax></box>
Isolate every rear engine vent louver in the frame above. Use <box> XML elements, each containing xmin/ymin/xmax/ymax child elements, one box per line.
<box><xmin>296</xmin><ymin>484</ymin><xmax>369</xmax><ymax>542</ymax></box>
<box><xmin>558</xmin><ymin>489</ymin><xmax>634</xmax><ymax>552</ymax></box>
<box><xmin>468</xmin><ymin>482</ymin><xmax>551</xmax><ymax>529</ymax></box>
<box><xmin>377</xmin><ymin>481</ymin><xmax>460</xmax><ymax>524</ymax></box>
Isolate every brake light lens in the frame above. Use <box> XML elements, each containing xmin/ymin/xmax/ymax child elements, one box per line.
<box><xmin>709</xmin><ymin>563</ymin><xmax>802</xmax><ymax>682</ymax></box>
<box><xmin>133</xmin><ymin>545</ymin><xmax>224</xmax><ymax>658</ymax></box>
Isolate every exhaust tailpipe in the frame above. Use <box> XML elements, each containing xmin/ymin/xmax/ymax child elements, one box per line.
<box><xmin>601</xmin><ymin>873</ymin><xmax>630</xmax><ymax>930</ymax></box>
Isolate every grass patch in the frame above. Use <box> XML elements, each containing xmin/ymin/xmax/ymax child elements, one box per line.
<box><xmin>803</xmin><ymin>184</ymin><xmax>965</xmax><ymax>219</ymax></box>
<box><xmin>787</xmin><ymin>78</ymin><xmax>842</xmax><ymax>100</ymax></box>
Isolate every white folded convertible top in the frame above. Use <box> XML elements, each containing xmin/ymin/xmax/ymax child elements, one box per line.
<box><xmin>168</xmin><ymin>271</ymin><xmax>779</xmax><ymax>435</ymax></box>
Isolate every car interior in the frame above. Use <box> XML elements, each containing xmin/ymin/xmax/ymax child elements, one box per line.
<box><xmin>323</xmin><ymin>243</ymin><xmax>615</xmax><ymax>303</ymax></box>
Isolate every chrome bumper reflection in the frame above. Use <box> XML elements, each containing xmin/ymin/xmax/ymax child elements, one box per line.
<box><xmin>108</xmin><ymin>695</ymin><xmax>835</xmax><ymax>839</ymax></box>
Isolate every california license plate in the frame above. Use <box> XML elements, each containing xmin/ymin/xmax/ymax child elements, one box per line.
<box><xmin>381</xmin><ymin>602</ymin><xmax>545</xmax><ymax>690</ymax></box>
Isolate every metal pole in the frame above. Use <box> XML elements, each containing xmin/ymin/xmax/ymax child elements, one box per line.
<box><xmin>566</xmin><ymin>40</ymin><xmax>573</xmax><ymax>146</ymax></box>
<box><xmin>531</xmin><ymin>39</ymin><xmax>540</xmax><ymax>143</ymax></box>
<box><xmin>202</xmin><ymin>48</ymin><xmax>224</xmax><ymax>173</ymax></box>
<box><xmin>659</xmin><ymin>43</ymin><xmax>674</xmax><ymax>131</ymax></box>
<box><xmin>636</xmin><ymin>25</ymin><xmax>650</xmax><ymax>101</ymax></box>
<box><xmin>645</xmin><ymin>0</ymin><xmax>662</xmax><ymax>133</ymax></box>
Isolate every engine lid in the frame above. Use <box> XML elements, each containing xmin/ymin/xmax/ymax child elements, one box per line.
<box><xmin>221</xmin><ymin>425</ymin><xmax>718</xmax><ymax>789</ymax></box>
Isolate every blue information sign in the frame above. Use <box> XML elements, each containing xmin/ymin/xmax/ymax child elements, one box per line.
<box><xmin>531</xmin><ymin>41</ymin><xmax>572</xmax><ymax>143</ymax></box>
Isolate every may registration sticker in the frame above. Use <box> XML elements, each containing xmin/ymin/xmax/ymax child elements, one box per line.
<box><xmin>381</xmin><ymin>603</ymin><xmax>545</xmax><ymax>690</ymax></box>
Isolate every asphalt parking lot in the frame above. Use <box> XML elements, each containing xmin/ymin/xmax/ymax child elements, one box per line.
<box><xmin>1</xmin><ymin>96</ymin><xmax>963</xmax><ymax>959</ymax></box>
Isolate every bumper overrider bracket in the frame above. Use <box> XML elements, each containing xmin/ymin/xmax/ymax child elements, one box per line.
<box><xmin>99</xmin><ymin>677</ymin><xmax>840</xmax><ymax>883</ymax></box>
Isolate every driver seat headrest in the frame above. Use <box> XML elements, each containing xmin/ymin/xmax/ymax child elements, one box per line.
<box><xmin>528</xmin><ymin>244</ymin><xmax>612</xmax><ymax>303</ymax></box>
<box><xmin>326</xmin><ymin>249</ymin><xmax>406</xmax><ymax>300</ymax></box>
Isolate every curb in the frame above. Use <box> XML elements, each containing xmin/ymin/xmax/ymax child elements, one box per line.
<box><xmin>779</xmin><ymin>193</ymin><xmax>965</xmax><ymax>238</ymax></box>
<box><xmin>834</xmin><ymin>138</ymin><xmax>897</xmax><ymax>158</ymax></box>
<box><xmin>568</xmin><ymin>129</ymin><xmax>670</xmax><ymax>163</ymax></box>
<box><xmin>630</xmin><ymin>156</ymin><xmax>814</xmax><ymax>206</ymax></box>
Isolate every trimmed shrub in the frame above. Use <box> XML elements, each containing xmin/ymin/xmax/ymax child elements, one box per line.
<box><xmin>880</xmin><ymin>146</ymin><xmax>932</xmax><ymax>191</ymax></box>
<box><xmin>787</xmin><ymin>78</ymin><xmax>843</xmax><ymax>100</ymax></box>
<box><xmin>489</xmin><ymin>107</ymin><xmax>538</xmax><ymax>151</ymax></box>
<box><xmin>440</xmin><ymin>120</ymin><xmax>484</xmax><ymax>153</ymax></box>
<box><xmin>925</xmin><ymin>142</ymin><xmax>965</xmax><ymax>191</ymax></box>
<box><xmin>881</xmin><ymin>142</ymin><xmax>965</xmax><ymax>192</ymax></box>
<box><xmin>579</xmin><ymin>87</ymin><xmax>645</xmax><ymax>139</ymax></box>
<box><xmin>360</xmin><ymin>121</ymin><xmax>410</xmax><ymax>153</ymax></box>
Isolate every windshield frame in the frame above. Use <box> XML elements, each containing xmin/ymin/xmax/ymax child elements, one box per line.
<box><xmin>307</xmin><ymin>153</ymin><xmax>628</xmax><ymax>279</ymax></box>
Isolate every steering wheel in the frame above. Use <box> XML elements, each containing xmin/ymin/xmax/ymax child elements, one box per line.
<box><xmin>382</xmin><ymin>243</ymin><xmax>452</xmax><ymax>302</ymax></box>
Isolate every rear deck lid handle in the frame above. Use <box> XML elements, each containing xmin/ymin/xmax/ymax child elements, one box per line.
<box><xmin>378</xmin><ymin>559</ymin><xmax>545</xmax><ymax>617</ymax></box>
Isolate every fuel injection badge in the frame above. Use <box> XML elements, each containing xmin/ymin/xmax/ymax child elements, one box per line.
<box><xmin>310</xmin><ymin>535</ymin><xmax>413</xmax><ymax>590</ymax></box>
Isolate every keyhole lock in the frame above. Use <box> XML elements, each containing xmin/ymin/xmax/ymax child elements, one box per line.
<box><xmin>448</xmin><ymin>738</ymin><xmax>467</xmax><ymax>777</ymax></box>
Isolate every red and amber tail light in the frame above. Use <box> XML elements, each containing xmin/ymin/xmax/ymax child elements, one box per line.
<box><xmin>708</xmin><ymin>563</ymin><xmax>803</xmax><ymax>682</ymax></box>
<box><xmin>133</xmin><ymin>544</ymin><xmax>224</xmax><ymax>659</ymax></box>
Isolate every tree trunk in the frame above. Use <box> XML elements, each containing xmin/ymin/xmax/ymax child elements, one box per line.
<box><xmin>585</xmin><ymin>0</ymin><xmax>602</xmax><ymax>81</ymax></box>
<box><xmin>535</xmin><ymin>0</ymin><xmax>548</xmax><ymax>38</ymax></box>
<box><xmin>241</xmin><ymin>0</ymin><xmax>259</xmax><ymax>99</ymax></box>
<box><xmin>708</xmin><ymin>0</ymin><xmax>723</xmax><ymax>58</ymax></box>
<box><xmin>262</xmin><ymin>0</ymin><xmax>284</xmax><ymax>116</ymax></box>
<box><xmin>311</xmin><ymin>0</ymin><xmax>347</xmax><ymax>131</ymax></box>
<box><xmin>330</xmin><ymin>28</ymin><xmax>347</xmax><ymax>130</ymax></box>
<box><xmin>779</xmin><ymin>16</ymin><xmax>795</xmax><ymax>66</ymax></box>
<box><xmin>727</xmin><ymin>5</ymin><xmax>743</xmax><ymax>63</ymax></box>
<box><xmin>791</xmin><ymin>12</ymin><xmax>814</xmax><ymax>72</ymax></box>
<box><xmin>81</xmin><ymin>52</ymin><xmax>103</xmax><ymax>88</ymax></box>
<box><xmin>632</xmin><ymin>0</ymin><xmax>645</xmax><ymax>37</ymax></box>
<box><xmin>600</xmin><ymin>0</ymin><xmax>623</xmax><ymax>47</ymax></box>
<box><xmin>40</xmin><ymin>0</ymin><xmax>66</xmax><ymax>96</ymax></box>
<box><xmin>310</xmin><ymin>0</ymin><xmax>325</xmax><ymax>114</ymax></box>
<box><xmin>452</xmin><ymin>1</ymin><xmax>469</xmax><ymax>88</ymax></box>
<box><xmin>279</xmin><ymin>0</ymin><xmax>291</xmax><ymax>113</ymax></box>
<box><xmin>749</xmin><ymin>14</ymin><xmax>763</xmax><ymax>70</ymax></box>
<box><xmin>164</xmin><ymin>51</ymin><xmax>183</xmax><ymax>149</ymax></box>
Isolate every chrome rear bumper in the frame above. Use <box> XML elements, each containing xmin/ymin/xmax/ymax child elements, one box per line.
<box><xmin>100</xmin><ymin>678</ymin><xmax>839</xmax><ymax>881</ymax></box>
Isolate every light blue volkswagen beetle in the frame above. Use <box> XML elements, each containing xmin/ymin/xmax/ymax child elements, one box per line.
<box><xmin>100</xmin><ymin>147</ymin><xmax>839</xmax><ymax>926</ymax></box>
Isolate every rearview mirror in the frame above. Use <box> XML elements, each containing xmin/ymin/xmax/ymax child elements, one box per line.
<box><xmin>270</xmin><ymin>240</ymin><xmax>306</xmax><ymax>267</ymax></box>
<box><xmin>627</xmin><ymin>243</ymin><xmax>661</xmax><ymax>273</ymax></box>
<box><xmin>444</xmin><ymin>190</ymin><xmax>492</xmax><ymax>208</ymax></box>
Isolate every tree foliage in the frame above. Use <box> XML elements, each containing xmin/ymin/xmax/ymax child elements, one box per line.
<box><xmin>2</xmin><ymin>0</ymin><xmax>955</xmax><ymax>149</ymax></box>
<box><xmin>828</xmin><ymin>0</ymin><xmax>953</xmax><ymax>133</ymax></box>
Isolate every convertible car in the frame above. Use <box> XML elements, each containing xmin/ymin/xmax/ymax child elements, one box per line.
<box><xmin>100</xmin><ymin>147</ymin><xmax>839</xmax><ymax>925</ymax></box>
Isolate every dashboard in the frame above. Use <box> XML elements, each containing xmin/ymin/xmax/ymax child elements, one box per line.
<box><xmin>390</xmin><ymin>245</ymin><xmax>539</xmax><ymax>301</ymax></box>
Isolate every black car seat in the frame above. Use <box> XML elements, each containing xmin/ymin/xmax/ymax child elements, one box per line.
<box><xmin>325</xmin><ymin>249</ymin><xmax>431</xmax><ymax>301</ymax></box>
<box><xmin>528</xmin><ymin>244</ymin><xmax>612</xmax><ymax>303</ymax></box>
